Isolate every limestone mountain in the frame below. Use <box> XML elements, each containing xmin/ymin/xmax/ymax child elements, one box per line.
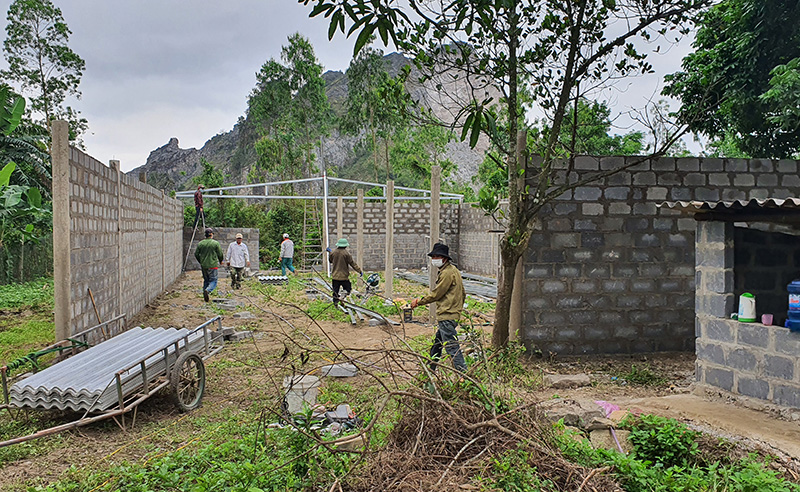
<box><xmin>129</xmin><ymin>52</ymin><xmax>487</xmax><ymax>192</ymax></box>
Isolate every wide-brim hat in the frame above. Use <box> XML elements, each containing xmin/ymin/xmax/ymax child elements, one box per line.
<box><xmin>427</xmin><ymin>242</ymin><xmax>451</xmax><ymax>259</ymax></box>
<box><xmin>204</xmin><ymin>227</ymin><xmax>213</xmax><ymax>236</ymax></box>
<box><xmin>336</xmin><ymin>238</ymin><xmax>349</xmax><ymax>248</ymax></box>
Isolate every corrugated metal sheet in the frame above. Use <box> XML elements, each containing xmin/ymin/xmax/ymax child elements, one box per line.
<box><xmin>10</xmin><ymin>326</ymin><xmax>205</xmax><ymax>412</ymax></box>
<box><xmin>659</xmin><ymin>197</ymin><xmax>800</xmax><ymax>212</ymax></box>
<box><xmin>395</xmin><ymin>271</ymin><xmax>498</xmax><ymax>299</ymax></box>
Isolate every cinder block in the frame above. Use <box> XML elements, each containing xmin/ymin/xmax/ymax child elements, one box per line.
<box><xmin>773</xmin><ymin>384</ymin><xmax>800</xmax><ymax>408</ymax></box>
<box><xmin>765</xmin><ymin>355</ymin><xmax>794</xmax><ymax>380</ymax></box>
<box><xmin>727</xmin><ymin>347</ymin><xmax>757</xmax><ymax>371</ymax></box>
<box><xmin>737</xmin><ymin>377</ymin><xmax>770</xmax><ymax>400</ymax></box>
<box><xmin>705</xmin><ymin>367</ymin><xmax>734</xmax><ymax>391</ymax></box>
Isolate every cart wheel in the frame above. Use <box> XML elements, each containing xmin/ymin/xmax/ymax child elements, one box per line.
<box><xmin>170</xmin><ymin>352</ymin><xmax>205</xmax><ymax>412</ymax></box>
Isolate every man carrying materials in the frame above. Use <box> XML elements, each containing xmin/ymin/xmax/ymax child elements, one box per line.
<box><xmin>411</xmin><ymin>243</ymin><xmax>467</xmax><ymax>373</ymax></box>
<box><xmin>328</xmin><ymin>238</ymin><xmax>362</xmax><ymax>307</ymax></box>
<box><xmin>195</xmin><ymin>228</ymin><xmax>224</xmax><ymax>302</ymax></box>
<box><xmin>280</xmin><ymin>233</ymin><xmax>295</xmax><ymax>276</ymax></box>
<box><xmin>193</xmin><ymin>184</ymin><xmax>205</xmax><ymax>228</ymax></box>
<box><xmin>226</xmin><ymin>233</ymin><xmax>250</xmax><ymax>290</ymax></box>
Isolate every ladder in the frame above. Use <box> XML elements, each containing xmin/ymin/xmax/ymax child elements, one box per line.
<box><xmin>302</xmin><ymin>200</ymin><xmax>323</xmax><ymax>270</ymax></box>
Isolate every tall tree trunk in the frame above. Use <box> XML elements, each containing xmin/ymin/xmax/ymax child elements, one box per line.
<box><xmin>493</xmin><ymin>242</ymin><xmax>523</xmax><ymax>348</ymax></box>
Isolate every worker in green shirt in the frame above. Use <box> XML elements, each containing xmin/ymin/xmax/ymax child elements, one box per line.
<box><xmin>194</xmin><ymin>228</ymin><xmax>224</xmax><ymax>302</ymax></box>
<box><xmin>411</xmin><ymin>243</ymin><xmax>467</xmax><ymax>373</ymax></box>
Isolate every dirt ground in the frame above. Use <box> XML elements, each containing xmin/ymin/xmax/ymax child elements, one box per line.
<box><xmin>1</xmin><ymin>270</ymin><xmax>800</xmax><ymax>490</ymax></box>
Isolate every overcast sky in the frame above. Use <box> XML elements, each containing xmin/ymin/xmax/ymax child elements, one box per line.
<box><xmin>0</xmin><ymin>1</ymin><xmax>697</xmax><ymax>173</ymax></box>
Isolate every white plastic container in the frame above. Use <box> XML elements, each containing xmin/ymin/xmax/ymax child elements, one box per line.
<box><xmin>737</xmin><ymin>293</ymin><xmax>756</xmax><ymax>323</ymax></box>
<box><xmin>283</xmin><ymin>375</ymin><xmax>321</xmax><ymax>414</ymax></box>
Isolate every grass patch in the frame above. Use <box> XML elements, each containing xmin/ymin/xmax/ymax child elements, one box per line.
<box><xmin>0</xmin><ymin>318</ymin><xmax>54</xmax><ymax>364</ymax></box>
<box><xmin>0</xmin><ymin>277</ymin><xmax>53</xmax><ymax>311</ymax></box>
<box><xmin>614</xmin><ymin>363</ymin><xmax>667</xmax><ymax>386</ymax></box>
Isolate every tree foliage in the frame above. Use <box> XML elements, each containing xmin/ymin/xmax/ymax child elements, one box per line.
<box><xmin>247</xmin><ymin>33</ymin><xmax>333</xmax><ymax>181</ymax></box>
<box><xmin>664</xmin><ymin>0</ymin><xmax>800</xmax><ymax>158</ymax></box>
<box><xmin>1</xmin><ymin>0</ymin><xmax>87</xmax><ymax>145</ymax></box>
<box><xmin>304</xmin><ymin>0</ymin><xmax>712</xmax><ymax>348</ymax></box>
<box><xmin>342</xmin><ymin>45</ymin><xmax>413</xmax><ymax>179</ymax></box>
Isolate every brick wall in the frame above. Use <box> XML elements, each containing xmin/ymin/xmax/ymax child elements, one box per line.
<box><xmin>183</xmin><ymin>227</ymin><xmax>260</xmax><ymax>271</ymax></box>
<box><xmin>327</xmin><ymin>201</ymin><xmax>460</xmax><ymax>270</ymax></box>
<box><xmin>521</xmin><ymin>156</ymin><xmax>800</xmax><ymax>356</ymax></box>
<box><xmin>66</xmin><ymin>148</ymin><xmax>184</xmax><ymax>335</ymax></box>
<box><xmin>695</xmin><ymin>220</ymin><xmax>800</xmax><ymax>408</ymax></box>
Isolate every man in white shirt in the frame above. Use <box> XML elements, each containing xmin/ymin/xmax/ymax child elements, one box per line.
<box><xmin>226</xmin><ymin>233</ymin><xmax>250</xmax><ymax>289</ymax></box>
<box><xmin>280</xmin><ymin>233</ymin><xmax>296</xmax><ymax>276</ymax></box>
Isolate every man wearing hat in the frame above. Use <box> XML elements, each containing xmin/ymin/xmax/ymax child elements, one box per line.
<box><xmin>411</xmin><ymin>243</ymin><xmax>467</xmax><ymax>373</ymax></box>
<box><xmin>328</xmin><ymin>238</ymin><xmax>362</xmax><ymax>307</ymax></box>
<box><xmin>280</xmin><ymin>233</ymin><xmax>295</xmax><ymax>276</ymax></box>
<box><xmin>226</xmin><ymin>233</ymin><xmax>250</xmax><ymax>290</ymax></box>
<box><xmin>193</xmin><ymin>184</ymin><xmax>205</xmax><ymax>228</ymax></box>
<box><xmin>194</xmin><ymin>228</ymin><xmax>224</xmax><ymax>302</ymax></box>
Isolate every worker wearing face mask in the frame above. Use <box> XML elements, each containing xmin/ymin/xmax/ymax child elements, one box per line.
<box><xmin>411</xmin><ymin>243</ymin><xmax>467</xmax><ymax>373</ymax></box>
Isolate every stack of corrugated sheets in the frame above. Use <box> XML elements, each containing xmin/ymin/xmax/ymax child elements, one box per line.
<box><xmin>9</xmin><ymin>326</ymin><xmax>205</xmax><ymax>412</ymax></box>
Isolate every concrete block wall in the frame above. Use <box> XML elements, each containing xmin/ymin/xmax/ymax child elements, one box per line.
<box><xmin>521</xmin><ymin>156</ymin><xmax>800</xmax><ymax>356</ymax></box>
<box><xmin>183</xmin><ymin>227</ymin><xmax>260</xmax><ymax>271</ymax></box>
<box><xmin>327</xmin><ymin>201</ymin><xmax>459</xmax><ymax>270</ymax></box>
<box><xmin>68</xmin><ymin>148</ymin><xmax>120</xmax><ymax>334</ymax></box>
<box><xmin>458</xmin><ymin>205</ymin><xmax>502</xmax><ymax>277</ymax></box>
<box><xmin>695</xmin><ymin>220</ymin><xmax>800</xmax><ymax>408</ymax></box>
<box><xmin>65</xmin><ymin>147</ymin><xmax>184</xmax><ymax>335</ymax></box>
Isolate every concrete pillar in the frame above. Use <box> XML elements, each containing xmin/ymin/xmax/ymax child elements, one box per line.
<box><xmin>110</xmin><ymin>160</ymin><xmax>122</xmax><ymax>318</ymax></box>
<box><xmin>337</xmin><ymin>196</ymin><xmax>343</xmax><ymax>242</ymax></box>
<box><xmin>356</xmin><ymin>188</ymin><xmax>364</xmax><ymax>268</ymax></box>
<box><xmin>429</xmin><ymin>165</ymin><xmax>440</xmax><ymax>324</ymax></box>
<box><xmin>161</xmin><ymin>192</ymin><xmax>166</xmax><ymax>294</ymax></box>
<box><xmin>384</xmin><ymin>180</ymin><xmax>394</xmax><ymax>299</ymax></box>
<box><xmin>52</xmin><ymin>120</ymin><xmax>71</xmax><ymax>341</ymax></box>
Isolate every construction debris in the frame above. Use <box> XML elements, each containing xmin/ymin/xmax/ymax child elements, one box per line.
<box><xmin>538</xmin><ymin>398</ymin><xmax>605</xmax><ymax>428</ymax></box>
<box><xmin>283</xmin><ymin>375</ymin><xmax>321</xmax><ymax>415</ymax></box>
<box><xmin>320</xmin><ymin>363</ymin><xmax>358</xmax><ymax>378</ymax></box>
<box><xmin>543</xmin><ymin>374</ymin><xmax>592</xmax><ymax>389</ymax></box>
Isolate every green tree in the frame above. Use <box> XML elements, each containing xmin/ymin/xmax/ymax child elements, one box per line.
<box><xmin>247</xmin><ymin>34</ymin><xmax>332</xmax><ymax>181</ymax></box>
<box><xmin>664</xmin><ymin>0</ymin><xmax>800</xmax><ymax>158</ymax></box>
<box><xmin>189</xmin><ymin>158</ymin><xmax>233</xmax><ymax>227</ymax></box>
<box><xmin>1</xmin><ymin>0</ymin><xmax>87</xmax><ymax>146</ymax></box>
<box><xmin>305</xmin><ymin>0</ymin><xmax>712</xmax><ymax>348</ymax></box>
<box><xmin>342</xmin><ymin>46</ymin><xmax>412</xmax><ymax>180</ymax></box>
<box><xmin>390</xmin><ymin>124</ymin><xmax>455</xmax><ymax>189</ymax></box>
<box><xmin>553</xmin><ymin>99</ymin><xmax>645</xmax><ymax>157</ymax></box>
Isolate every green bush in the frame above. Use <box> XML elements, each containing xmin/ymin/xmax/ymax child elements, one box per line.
<box><xmin>626</xmin><ymin>414</ymin><xmax>699</xmax><ymax>467</ymax></box>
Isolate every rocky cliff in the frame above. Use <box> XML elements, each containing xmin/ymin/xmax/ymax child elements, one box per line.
<box><xmin>129</xmin><ymin>52</ymin><xmax>488</xmax><ymax>192</ymax></box>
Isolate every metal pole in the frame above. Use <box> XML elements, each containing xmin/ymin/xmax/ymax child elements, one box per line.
<box><xmin>429</xmin><ymin>165</ymin><xmax>440</xmax><ymax>324</ymax></box>
<box><xmin>322</xmin><ymin>170</ymin><xmax>331</xmax><ymax>277</ymax></box>
<box><xmin>384</xmin><ymin>180</ymin><xmax>394</xmax><ymax>299</ymax></box>
<box><xmin>357</xmin><ymin>189</ymin><xmax>364</xmax><ymax>270</ymax></box>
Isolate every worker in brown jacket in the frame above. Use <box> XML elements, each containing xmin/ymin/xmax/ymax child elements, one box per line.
<box><xmin>411</xmin><ymin>243</ymin><xmax>467</xmax><ymax>372</ymax></box>
<box><xmin>328</xmin><ymin>238</ymin><xmax>362</xmax><ymax>307</ymax></box>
